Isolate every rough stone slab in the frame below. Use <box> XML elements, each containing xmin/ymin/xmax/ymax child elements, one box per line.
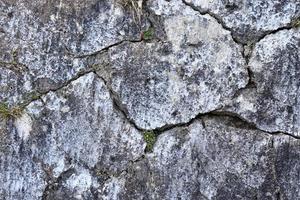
<box><xmin>0</xmin><ymin>0</ymin><xmax>144</xmax><ymax>104</ymax></box>
<box><xmin>0</xmin><ymin>118</ymin><xmax>46</xmax><ymax>200</ymax></box>
<box><xmin>100</xmin><ymin>0</ymin><xmax>248</xmax><ymax>130</ymax></box>
<box><xmin>184</xmin><ymin>0</ymin><xmax>300</xmax><ymax>43</ymax></box>
<box><xmin>0</xmin><ymin>73</ymin><xmax>145</xmax><ymax>200</ymax></box>
<box><xmin>0</xmin><ymin>0</ymin><xmax>300</xmax><ymax>199</ymax></box>
<box><xmin>224</xmin><ymin>29</ymin><xmax>300</xmax><ymax>137</ymax></box>
<box><xmin>101</xmin><ymin>116</ymin><xmax>300</xmax><ymax>200</ymax></box>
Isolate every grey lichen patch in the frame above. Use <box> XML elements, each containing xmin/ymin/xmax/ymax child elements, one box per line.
<box><xmin>143</xmin><ymin>131</ymin><xmax>157</xmax><ymax>152</ymax></box>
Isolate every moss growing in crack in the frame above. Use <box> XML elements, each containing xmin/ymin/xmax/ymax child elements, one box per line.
<box><xmin>143</xmin><ymin>130</ymin><xmax>157</xmax><ymax>152</ymax></box>
<box><xmin>0</xmin><ymin>102</ymin><xmax>23</xmax><ymax>119</ymax></box>
<box><xmin>142</xmin><ymin>27</ymin><xmax>155</xmax><ymax>41</ymax></box>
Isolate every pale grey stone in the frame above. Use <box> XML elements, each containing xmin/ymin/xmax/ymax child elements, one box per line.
<box><xmin>224</xmin><ymin>29</ymin><xmax>300</xmax><ymax>137</ymax></box>
<box><xmin>0</xmin><ymin>73</ymin><xmax>145</xmax><ymax>200</ymax></box>
<box><xmin>0</xmin><ymin>0</ymin><xmax>143</xmax><ymax>104</ymax></box>
<box><xmin>0</xmin><ymin>0</ymin><xmax>299</xmax><ymax>199</ymax></box>
<box><xmin>100</xmin><ymin>0</ymin><xmax>248</xmax><ymax>130</ymax></box>
<box><xmin>184</xmin><ymin>0</ymin><xmax>300</xmax><ymax>43</ymax></box>
<box><xmin>101</xmin><ymin>116</ymin><xmax>300</xmax><ymax>200</ymax></box>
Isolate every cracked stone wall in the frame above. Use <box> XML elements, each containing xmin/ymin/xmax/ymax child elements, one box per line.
<box><xmin>0</xmin><ymin>0</ymin><xmax>299</xmax><ymax>199</ymax></box>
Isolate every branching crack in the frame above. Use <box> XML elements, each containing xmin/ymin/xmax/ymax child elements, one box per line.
<box><xmin>255</xmin><ymin>25</ymin><xmax>294</xmax><ymax>45</ymax></box>
<box><xmin>182</xmin><ymin>0</ymin><xmax>243</xmax><ymax>46</ymax></box>
<box><xmin>182</xmin><ymin>0</ymin><xmax>297</xmax><ymax>46</ymax></box>
<box><xmin>208</xmin><ymin>111</ymin><xmax>300</xmax><ymax>140</ymax></box>
<box><xmin>138</xmin><ymin>108</ymin><xmax>300</xmax><ymax>141</ymax></box>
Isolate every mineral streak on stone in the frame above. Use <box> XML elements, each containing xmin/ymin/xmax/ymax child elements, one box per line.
<box><xmin>184</xmin><ymin>0</ymin><xmax>300</xmax><ymax>43</ymax></box>
<box><xmin>224</xmin><ymin>29</ymin><xmax>300</xmax><ymax>137</ymax></box>
<box><xmin>101</xmin><ymin>0</ymin><xmax>248</xmax><ymax>130</ymax></box>
<box><xmin>0</xmin><ymin>0</ymin><xmax>300</xmax><ymax>199</ymax></box>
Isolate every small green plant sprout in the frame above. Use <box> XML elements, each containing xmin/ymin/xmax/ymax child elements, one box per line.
<box><xmin>0</xmin><ymin>102</ymin><xmax>23</xmax><ymax>119</ymax></box>
<box><xmin>142</xmin><ymin>27</ymin><xmax>155</xmax><ymax>41</ymax></box>
<box><xmin>143</xmin><ymin>130</ymin><xmax>157</xmax><ymax>152</ymax></box>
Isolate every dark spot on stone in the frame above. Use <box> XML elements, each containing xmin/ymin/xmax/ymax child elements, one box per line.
<box><xmin>7</xmin><ymin>12</ymin><xmax>13</xmax><ymax>18</ymax></box>
<box><xmin>225</xmin><ymin>3</ymin><xmax>239</xmax><ymax>12</ymax></box>
<box><xmin>35</xmin><ymin>78</ymin><xmax>58</xmax><ymax>93</ymax></box>
<box><xmin>172</xmin><ymin>110</ymin><xmax>179</xmax><ymax>117</ymax></box>
<box><xmin>159</xmin><ymin>42</ymin><xmax>173</xmax><ymax>55</ymax></box>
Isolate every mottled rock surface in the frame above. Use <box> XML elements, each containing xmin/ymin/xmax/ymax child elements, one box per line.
<box><xmin>184</xmin><ymin>0</ymin><xmax>300</xmax><ymax>43</ymax></box>
<box><xmin>102</xmin><ymin>116</ymin><xmax>300</xmax><ymax>200</ymax></box>
<box><xmin>224</xmin><ymin>29</ymin><xmax>300</xmax><ymax>137</ymax></box>
<box><xmin>0</xmin><ymin>0</ymin><xmax>300</xmax><ymax>199</ymax></box>
<box><xmin>100</xmin><ymin>0</ymin><xmax>248</xmax><ymax>130</ymax></box>
<box><xmin>0</xmin><ymin>0</ymin><xmax>145</xmax><ymax>104</ymax></box>
<box><xmin>0</xmin><ymin>73</ymin><xmax>145</xmax><ymax>199</ymax></box>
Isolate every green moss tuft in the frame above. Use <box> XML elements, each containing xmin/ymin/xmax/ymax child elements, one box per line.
<box><xmin>143</xmin><ymin>131</ymin><xmax>157</xmax><ymax>152</ymax></box>
<box><xmin>143</xmin><ymin>27</ymin><xmax>154</xmax><ymax>40</ymax></box>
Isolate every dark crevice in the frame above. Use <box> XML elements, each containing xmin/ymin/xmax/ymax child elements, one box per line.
<box><xmin>20</xmin><ymin>68</ymin><xmax>95</xmax><ymax>109</ymax></box>
<box><xmin>254</xmin><ymin>25</ymin><xmax>294</xmax><ymax>45</ymax></box>
<box><xmin>210</xmin><ymin>110</ymin><xmax>300</xmax><ymax>140</ymax></box>
<box><xmin>137</xmin><ymin>108</ymin><xmax>300</xmax><ymax>141</ymax></box>
<box><xmin>232</xmin><ymin>68</ymin><xmax>257</xmax><ymax>99</ymax></box>
<box><xmin>150</xmin><ymin>106</ymin><xmax>223</xmax><ymax>134</ymax></box>
<box><xmin>14</xmin><ymin>37</ymin><xmax>145</xmax><ymax>110</ymax></box>
<box><xmin>92</xmin><ymin>72</ymin><xmax>144</xmax><ymax>132</ymax></box>
<box><xmin>93</xmin><ymin>67</ymin><xmax>300</xmax><ymax>140</ymax></box>
<box><xmin>72</xmin><ymin>39</ymin><xmax>143</xmax><ymax>59</ymax></box>
<box><xmin>19</xmin><ymin>56</ymin><xmax>299</xmax><ymax>143</ymax></box>
<box><xmin>246</xmin><ymin>67</ymin><xmax>257</xmax><ymax>87</ymax></box>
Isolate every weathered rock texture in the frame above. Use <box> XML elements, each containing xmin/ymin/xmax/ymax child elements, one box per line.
<box><xmin>0</xmin><ymin>0</ymin><xmax>299</xmax><ymax>199</ymax></box>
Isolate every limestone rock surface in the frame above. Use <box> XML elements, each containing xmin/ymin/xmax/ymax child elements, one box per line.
<box><xmin>0</xmin><ymin>0</ymin><xmax>143</xmax><ymax>104</ymax></box>
<box><xmin>100</xmin><ymin>0</ymin><xmax>248</xmax><ymax>130</ymax></box>
<box><xmin>0</xmin><ymin>73</ymin><xmax>145</xmax><ymax>199</ymax></box>
<box><xmin>0</xmin><ymin>0</ymin><xmax>300</xmax><ymax>199</ymax></box>
<box><xmin>184</xmin><ymin>0</ymin><xmax>300</xmax><ymax>43</ymax></box>
<box><xmin>224</xmin><ymin>29</ymin><xmax>300</xmax><ymax>137</ymax></box>
<box><xmin>100</xmin><ymin>116</ymin><xmax>300</xmax><ymax>200</ymax></box>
